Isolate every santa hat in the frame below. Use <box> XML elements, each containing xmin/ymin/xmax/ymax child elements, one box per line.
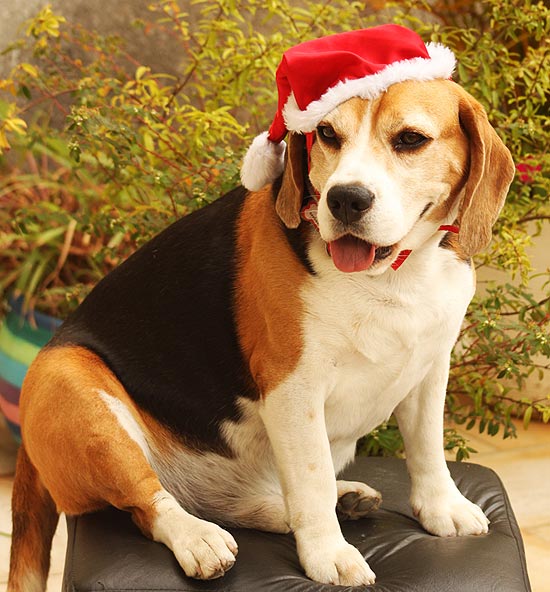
<box><xmin>241</xmin><ymin>24</ymin><xmax>456</xmax><ymax>191</ymax></box>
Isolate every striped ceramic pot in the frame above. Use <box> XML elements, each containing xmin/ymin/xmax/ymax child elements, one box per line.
<box><xmin>0</xmin><ymin>296</ymin><xmax>62</xmax><ymax>442</ymax></box>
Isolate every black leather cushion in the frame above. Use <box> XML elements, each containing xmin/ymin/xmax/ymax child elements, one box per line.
<box><xmin>62</xmin><ymin>457</ymin><xmax>531</xmax><ymax>591</ymax></box>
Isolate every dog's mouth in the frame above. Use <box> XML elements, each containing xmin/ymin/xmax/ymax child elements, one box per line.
<box><xmin>328</xmin><ymin>235</ymin><xmax>395</xmax><ymax>273</ymax></box>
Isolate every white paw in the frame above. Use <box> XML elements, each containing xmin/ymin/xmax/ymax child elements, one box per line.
<box><xmin>413</xmin><ymin>491</ymin><xmax>489</xmax><ymax>537</ymax></box>
<box><xmin>171</xmin><ymin>519</ymin><xmax>238</xmax><ymax>579</ymax></box>
<box><xmin>152</xmin><ymin>494</ymin><xmax>238</xmax><ymax>580</ymax></box>
<box><xmin>299</xmin><ymin>539</ymin><xmax>376</xmax><ymax>586</ymax></box>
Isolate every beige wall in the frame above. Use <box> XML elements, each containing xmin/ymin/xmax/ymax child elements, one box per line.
<box><xmin>0</xmin><ymin>0</ymin><xmax>185</xmax><ymax>77</ymax></box>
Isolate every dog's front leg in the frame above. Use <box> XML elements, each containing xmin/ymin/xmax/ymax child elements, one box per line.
<box><xmin>395</xmin><ymin>361</ymin><xmax>489</xmax><ymax>537</ymax></box>
<box><xmin>259</xmin><ymin>382</ymin><xmax>376</xmax><ymax>586</ymax></box>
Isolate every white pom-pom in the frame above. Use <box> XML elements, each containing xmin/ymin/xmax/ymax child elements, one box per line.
<box><xmin>240</xmin><ymin>132</ymin><xmax>286</xmax><ymax>191</ymax></box>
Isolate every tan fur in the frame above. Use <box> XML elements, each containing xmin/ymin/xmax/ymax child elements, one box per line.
<box><xmin>235</xmin><ymin>188</ymin><xmax>308</xmax><ymax>395</ymax></box>
<box><xmin>16</xmin><ymin>346</ymin><xmax>164</xmax><ymax>534</ymax></box>
<box><xmin>275</xmin><ymin>133</ymin><xmax>307</xmax><ymax>228</ymax></box>
<box><xmin>453</xmin><ymin>85</ymin><xmax>516</xmax><ymax>256</ymax></box>
<box><xmin>8</xmin><ymin>447</ymin><xmax>58</xmax><ymax>592</ymax></box>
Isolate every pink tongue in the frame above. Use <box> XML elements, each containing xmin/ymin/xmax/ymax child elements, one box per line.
<box><xmin>329</xmin><ymin>235</ymin><xmax>376</xmax><ymax>273</ymax></box>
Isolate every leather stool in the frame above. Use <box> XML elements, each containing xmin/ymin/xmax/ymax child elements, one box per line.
<box><xmin>62</xmin><ymin>457</ymin><xmax>531</xmax><ymax>591</ymax></box>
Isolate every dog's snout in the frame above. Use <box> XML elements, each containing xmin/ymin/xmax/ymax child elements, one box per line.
<box><xmin>327</xmin><ymin>185</ymin><xmax>374</xmax><ymax>225</ymax></box>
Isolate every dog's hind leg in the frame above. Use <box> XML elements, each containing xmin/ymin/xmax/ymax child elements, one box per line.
<box><xmin>8</xmin><ymin>445</ymin><xmax>59</xmax><ymax>592</ymax></box>
<box><xmin>10</xmin><ymin>345</ymin><xmax>237</xmax><ymax>587</ymax></box>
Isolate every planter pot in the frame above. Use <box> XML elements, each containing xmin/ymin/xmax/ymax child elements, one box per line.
<box><xmin>0</xmin><ymin>296</ymin><xmax>62</xmax><ymax>442</ymax></box>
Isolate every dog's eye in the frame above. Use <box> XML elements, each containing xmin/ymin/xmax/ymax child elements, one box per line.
<box><xmin>394</xmin><ymin>131</ymin><xmax>429</xmax><ymax>151</ymax></box>
<box><xmin>317</xmin><ymin>125</ymin><xmax>338</xmax><ymax>143</ymax></box>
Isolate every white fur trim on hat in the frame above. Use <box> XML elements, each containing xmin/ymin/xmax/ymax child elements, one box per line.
<box><xmin>240</xmin><ymin>131</ymin><xmax>287</xmax><ymax>191</ymax></box>
<box><xmin>283</xmin><ymin>43</ymin><xmax>456</xmax><ymax>132</ymax></box>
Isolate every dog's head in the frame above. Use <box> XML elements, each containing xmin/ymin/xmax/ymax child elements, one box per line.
<box><xmin>275</xmin><ymin>79</ymin><xmax>515</xmax><ymax>274</ymax></box>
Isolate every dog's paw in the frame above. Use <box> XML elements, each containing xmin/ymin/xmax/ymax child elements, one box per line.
<box><xmin>337</xmin><ymin>480</ymin><xmax>382</xmax><ymax>520</ymax></box>
<box><xmin>152</xmin><ymin>497</ymin><xmax>238</xmax><ymax>581</ymax></box>
<box><xmin>299</xmin><ymin>539</ymin><xmax>376</xmax><ymax>586</ymax></box>
<box><xmin>413</xmin><ymin>491</ymin><xmax>489</xmax><ymax>537</ymax></box>
<box><xmin>171</xmin><ymin>519</ymin><xmax>238</xmax><ymax>579</ymax></box>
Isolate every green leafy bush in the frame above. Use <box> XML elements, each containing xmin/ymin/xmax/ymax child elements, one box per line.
<box><xmin>0</xmin><ymin>0</ymin><xmax>368</xmax><ymax>314</ymax></box>
<box><xmin>0</xmin><ymin>0</ymin><xmax>548</xmax><ymax>457</ymax></box>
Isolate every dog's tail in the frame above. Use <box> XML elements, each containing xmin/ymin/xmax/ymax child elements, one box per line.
<box><xmin>8</xmin><ymin>444</ymin><xmax>59</xmax><ymax>592</ymax></box>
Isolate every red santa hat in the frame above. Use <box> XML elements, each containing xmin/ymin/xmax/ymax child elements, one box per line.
<box><xmin>241</xmin><ymin>24</ymin><xmax>456</xmax><ymax>191</ymax></box>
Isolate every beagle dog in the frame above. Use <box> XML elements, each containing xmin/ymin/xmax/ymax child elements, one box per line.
<box><xmin>9</xmin><ymin>77</ymin><xmax>514</xmax><ymax>589</ymax></box>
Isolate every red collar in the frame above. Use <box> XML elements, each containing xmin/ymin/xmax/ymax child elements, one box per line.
<box><xmin>389</xmin><ymin>224</ymin><xmax>460</xmax><ymax>269</ymax></box>
<box><xmin>299</xmin><ymin>195</ymin><xmax>459</xmax><ymax>271</ymax></box>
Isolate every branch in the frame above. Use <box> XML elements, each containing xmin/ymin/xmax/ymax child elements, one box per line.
<box><xmin>518</xmin><ymin>215</ymin><xmax>550</xmax><ymax>224</ymax></box>
<box><xmin>498</xmin><ymin>296</ymin><xmax>550</xmax><ymax>316</ymax></box>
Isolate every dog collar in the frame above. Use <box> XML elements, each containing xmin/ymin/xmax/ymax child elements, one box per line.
<box><xmin>299</xmin><ymin>195</ymin><xmax>459</xmax><ymax>271</ymax></box>
<box><xmin>390</xmin><ymin>223</ymin><xmax>460</xmax><ymax>269</ymax></box>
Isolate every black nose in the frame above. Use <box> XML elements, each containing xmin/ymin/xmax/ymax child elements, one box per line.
<box><xmin>327</xmin><ymin>184</ymin><xmax>375</xmax><ymax>225</ymax></box>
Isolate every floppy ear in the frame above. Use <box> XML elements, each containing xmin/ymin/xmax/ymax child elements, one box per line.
<box><xmin>457</xmin><ymin>90</ymin><xmax>515</xmax><ymax>256</ymax></box>
<box><xmin>275</xmin><ymin>132</ymin><xmax>307</xmax><ymax>228</ymax></box>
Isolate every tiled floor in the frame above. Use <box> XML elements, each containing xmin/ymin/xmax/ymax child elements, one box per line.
<box><xmin>0</xmin><ymin>417</ymin><xmax>549</xmax><ymax>591</ymax></box>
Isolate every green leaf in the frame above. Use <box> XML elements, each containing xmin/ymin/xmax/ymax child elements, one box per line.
<box><xmin>523</xmin><ymin>406</ymin><xmax>533</xmax><ymax>430</ymax></box>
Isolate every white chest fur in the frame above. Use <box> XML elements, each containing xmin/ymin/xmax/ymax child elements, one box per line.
<box><xmin>300</xmin><ymin>238</ymin><xmax>474</xmax><ymax>467</ymax></box>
